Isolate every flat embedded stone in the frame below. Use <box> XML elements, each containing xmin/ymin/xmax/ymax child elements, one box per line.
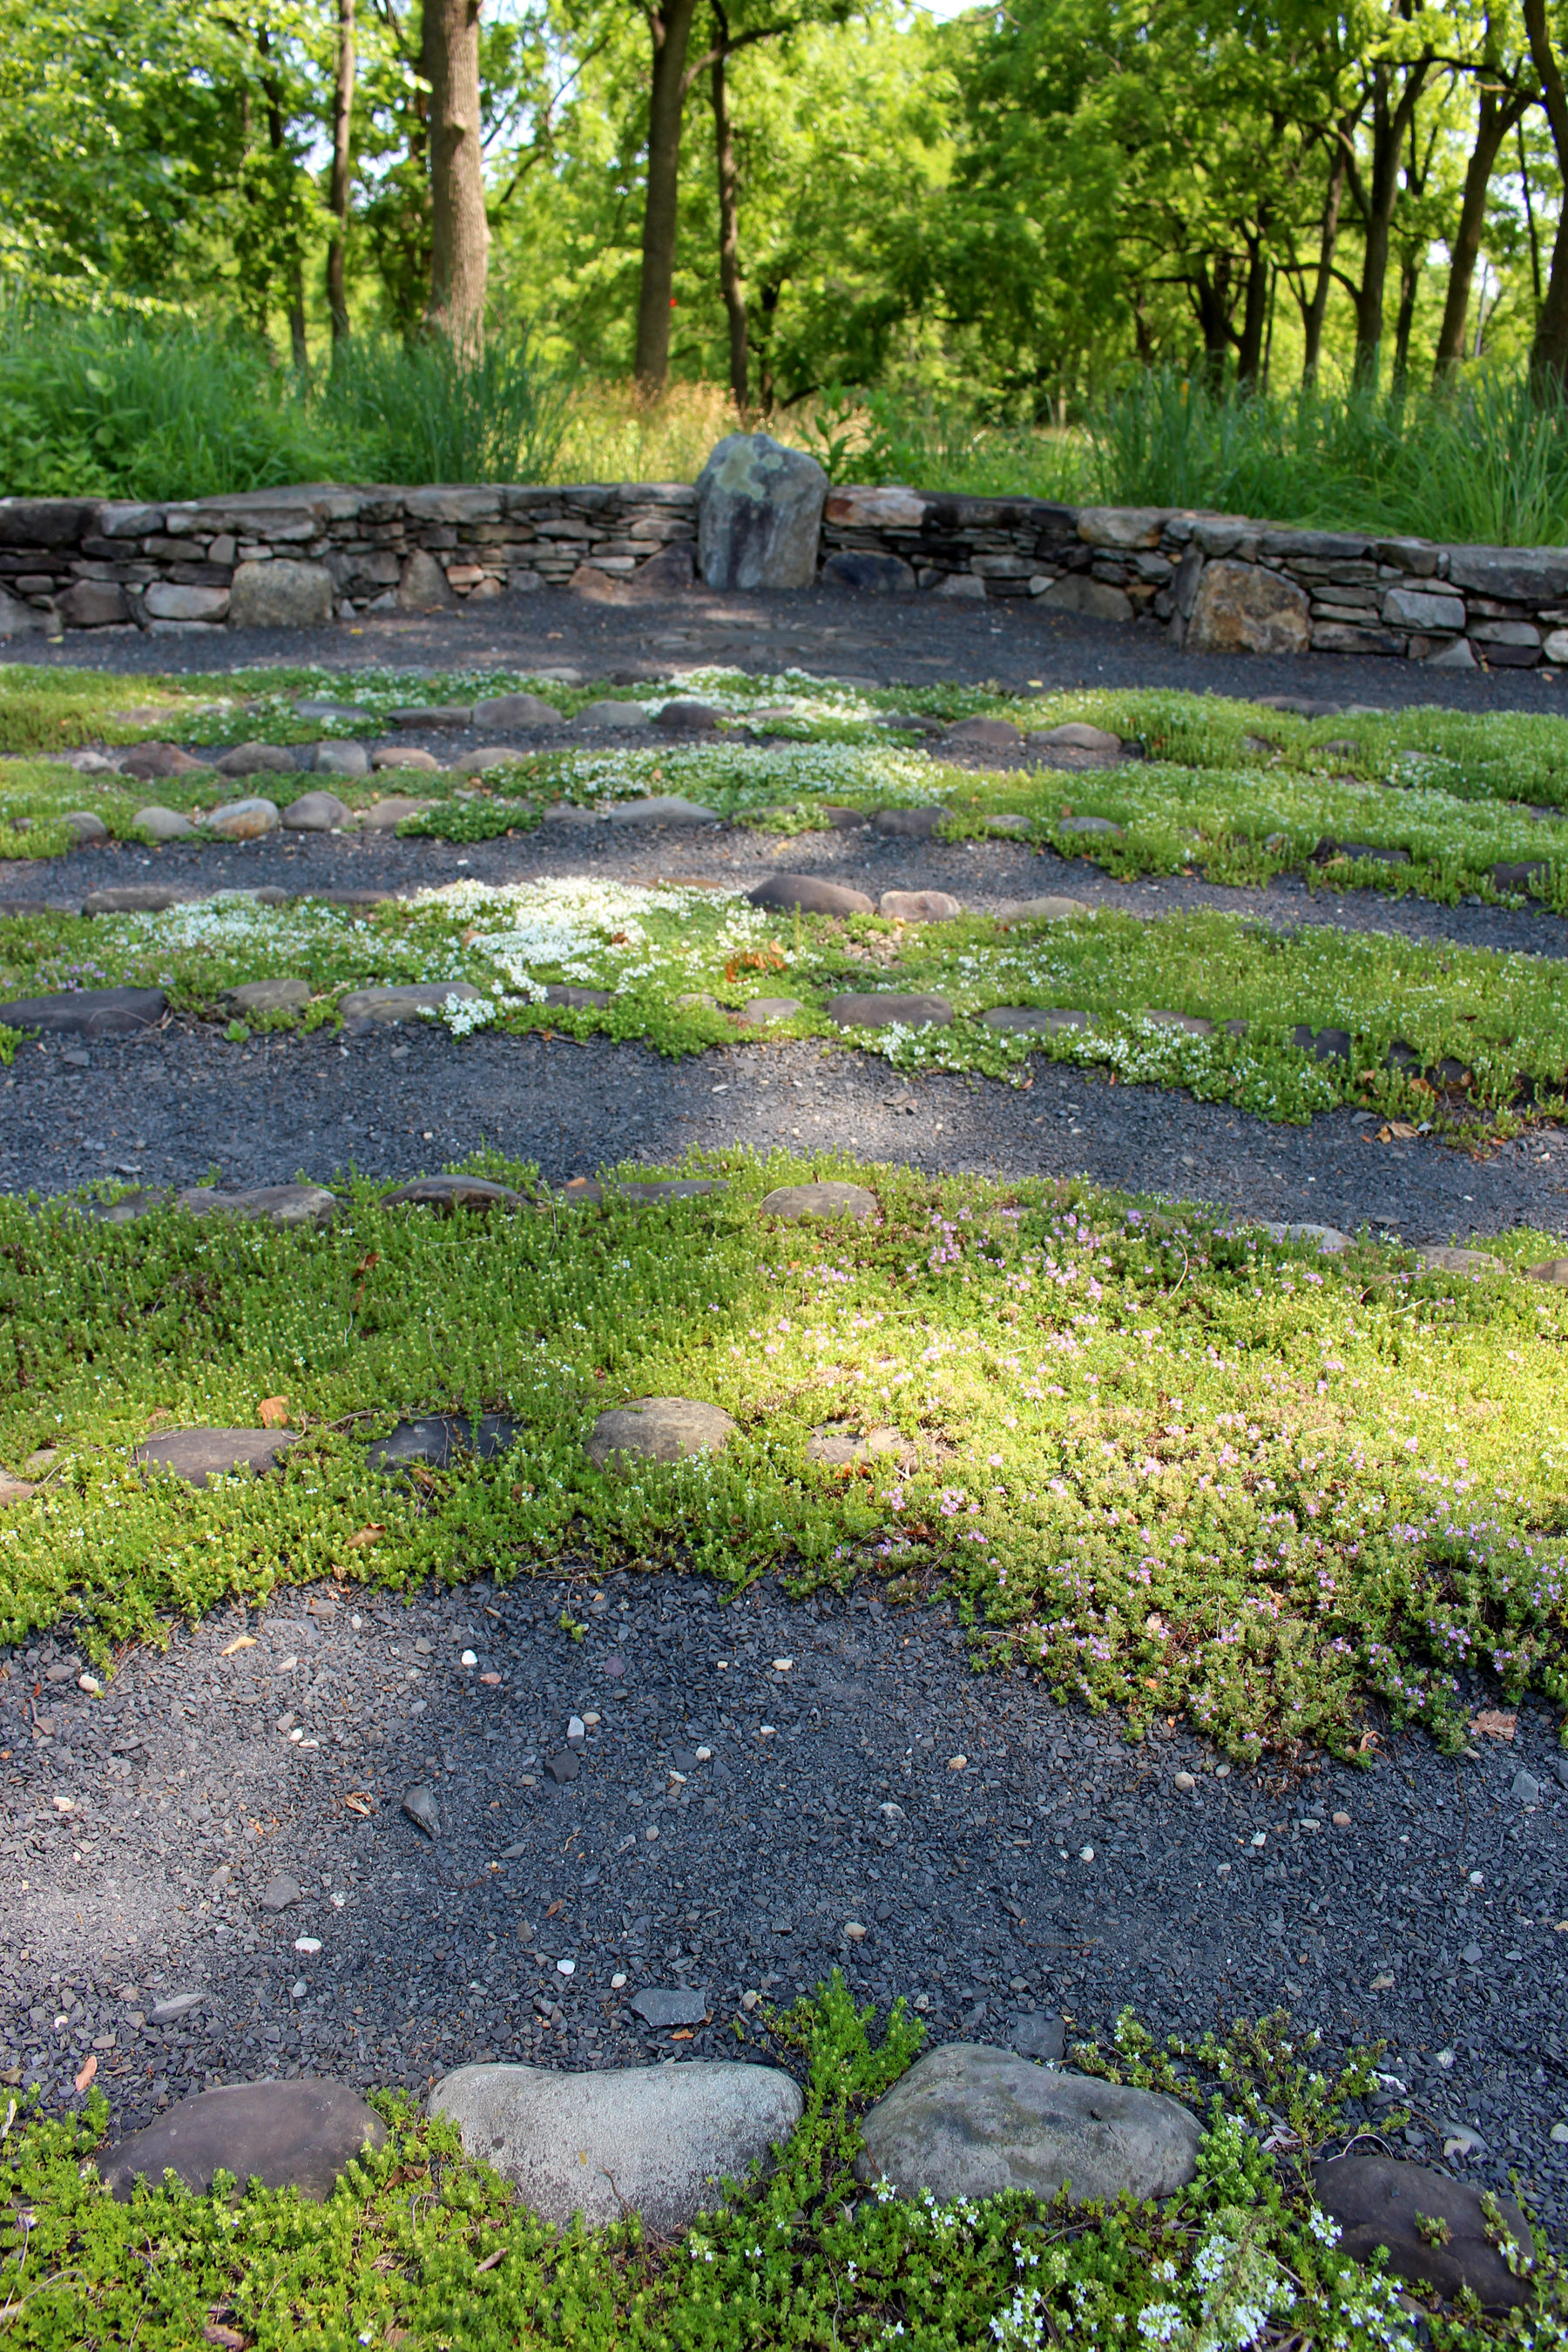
<box><xmin>605</xmin><ymin>794</ymin><xmax>720</xmax><ymax>825</ymax></box>
<box><xmin>985</xmin><ymin>813</ymin><xmax>1034</xmax><ymax>835</ymax></box>
<box><xmin>83</xmin><ymin>886</ymin><xmax>197</xmax><ymax>916</ymax></box>
<box><xmin>573</xmin><ymin>700</ymin><xmax>652</xmax><ymax>729</ymax></box>
<box><xmin>99</xmin><ymin>2080</ymin><xmax>386</xmax><ymax>2203</ymax></box>
<box><xmin>878</xmin><ymin>889</ymin><xmax>961</xmax><ymax>923</ymax></box>
<box><xmin>855</xmin><ymin>2045</ymin><xmax>1200</xmax><ymax>2207</ymax></box>
<box><xmin>1312</xmin><ymin>2155</ymin><xmax>1532</xmax><ymax>2311</ymax></box>
<box><xmin>1056</xmin><ymin>814</ymin><xmax>1122</xmax><ymax>837</ymax></box>
<box><xmin>133</xmin><ymin>1428</ymin><xmax>296</xmax><ymax>1487</ymax></box>
<box><xmin>471</xmin><ymin>693</ymin><xmax>564</xmax><ymax>729</ymax></box>
<box><xmin>391</xmin><ymin>704</ymin><xmax>474</xmax><ymax>729</ymax></box>
<box><xmin>215</xmin><ymin>742</ymin><xmax>298</xmax><ymax>777</ymax></box>
<box><xmin>1143</xmin><ymin>1009</ymin><xmax>1213</xmax><ymax>1037</ymax></box>
<box><xmin>628</xmin><ymin>1987</ymin><xmax>710</xmax><ymax>2029</ymax></box>
<box><xmin>544</xmin><ymin>984</ymin><xmax>612</xmax><ymax>1009</ymax></box>
<box><xmin>204</xmin><ymin>797</ymin><xmax>280</xmax><ymax>841</ymax></box>
<box><xmin>806</xmin><ymin>1423</ymin><xmax>902</xmax><ymax>1466</ymax></box>
<box><xmin>221</xmin><ymin>978</ymin><xmax>311</xmax><ymax>1017</ymax></box>
<box><xmin>1417</xmin><ymin>1246</ymin><xmax>1503</xmax><ymax>1275</ymax></box>
<box><xmin>747</xmin><ymin>874</ymin><xmax>874</xmax><ymax>916</ymax></box>
<box><xmin>282</xmin><ymin>791</ymin><xmax>350</xmax><ymax>832</ymax></box>
<box><xmin>993</xmin><ymin>896</ymin><xmax>1092</xmax><ymax>923</ymax></box>
<box><xmin>449</xmin><ymin>747</ymin><xmax>526</xmax><ymax>774</ymax></box>
<box><xmin>739</xmin><ymin>997</ymin><xmax>802</xmax><ymax>1024</ymax></box>
<box><xmin>760</xmin><ymin>1181</ymin><xmax>877</xmax><ymax>1222</ymax></box>
<box><xmin>0</xmin><ymin>986</ymin><xmax>166</xmax><ymax>1037</ymax></box>
<box><xmin>380</xmin><ymin>1174</ymin><xmax>523</xmax><ymax>1213</ymax></box>
<box><xmin>177</xmin><ymin>1183</ymin><xmax>336</xmax><ymax>1227</ymax></box>
<box><xmin>1528</xmin><ymin>1257</ymin><xmax>1568</xmax><ymax>1285</ymax></box>
<box><xmin>944</xmin><ymin>717</ymin><xmax>1023</xmax><ymax>750</ymax></box>
<box><xmin>1259</xmin><ymin>1221</ymin><xmax>1351</xmax><ymax>1254</ymax></box>
<box><xmin>429</xmin><ymin>2058</ymin><xmax>802</xmax><ymax>2235</ymax></box>
<box><xmin>1292</xmin><ymin>1024</ymin><xmax>1352</xmax><ymax>1062</ymax></box>
<box><xmin>1040</xmin><ymin>721</ymin><xmax>1122</xmax><ymax>752</ymax></box>
<box><xmin>873</xmin><ymin>807</ymin><xmax>950</xmax><ymax>839</ymax></box>
<box><xmin>652</xmin><ymin>700</ymin><xmax>721</xmax><ymax>733</ymax></box>
<box><xmin>338</xmin><ymin>983</ymin><xmax>489</xmax><ymax>1029</ymax></box>
<box><xmin>982</xmin><ymin>1006</ymin><xmax>1090</xmax><ymax>1034</ymax></box>
<box><xmin>367</xmin><ymin>1415</ymin><xmax>520</xmax><ymax>1470</ymax></box>
<box><xmin>133</xmin><ymin>806</ymin><xmax>198</xmax><ymax>841</ymax></box>
<box><xmin>60</xmin><ymin>811</ymin><xmax>110</xmax><ymax>845</ymax></box>
<box><xmin>259</xmin><ymin>1870</ymin><xmax>302</xmax><ymax>1911</ymax></box>
<box><xmin>825</xmin><ymin>991</ymin><xmax>952</xmax><ymax>1030</ymax></box>
<box><xmin>586</xmin><ymin>1397</ymin><xmax>736</xmax><ymax>1469</ymax></box>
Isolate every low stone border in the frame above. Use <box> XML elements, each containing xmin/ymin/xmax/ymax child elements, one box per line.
<box><xmin>2</xmin><ymin>451</ymin><xmax>1565</xmax><ymax>671</ymax></box>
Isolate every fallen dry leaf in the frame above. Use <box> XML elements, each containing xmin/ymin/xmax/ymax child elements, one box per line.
<box><xmin>258</xmin><ymin>1396</ymin><xmax>289</xmax><ymax>1428</ymax></box>
<box><xmin>344</xmin><ymin>1793</ymin><xmax>374</xmax><ymax>1817</ymax></box>
<box><xmin>74</xmin><ymin>2053</ymin><xmax>97</xmax><ymax>2093</ymax></box>
<box><xmin>1388</xmin><ymin>1120</ymin><xmax>1419</xmax><ymax>1140</ymax></box>
<box><xmin>220</xmin><ymin>1634</ymin><xmax>257</xmax><ymax>1658</ymax></box>
<box><xmin>473</xmin><ymin>2248</ymin><xmax>505</xmax><ymax>2275</ymax></box>
<box><xmin>670</xmin><ymin>2028</ymin><xmax>694</xmax><ymax>2042</ymax></box>
<box><xmin>1473</xmin><ymin>1708</ymin><xmax>1517</xmax><ymax>1740</ymax></box>
<box><xmin>344</xmin><ymin>1524</ymin><xmax>385</xmax><ymax>1551</ymax></box>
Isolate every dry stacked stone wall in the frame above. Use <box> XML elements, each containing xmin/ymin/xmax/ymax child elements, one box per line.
<box><xmin>4</xmin><ymin>478</ymin><xmax>1568</xmax><ymax>671</ymax></box>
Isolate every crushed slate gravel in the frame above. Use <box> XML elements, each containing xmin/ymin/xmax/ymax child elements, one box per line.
<box><xmin>3</xmin><ymin>1572</ymin><xmax>1566</xmax><ymax>2225</ymax></box>
<box><xmin>10</xmin><ymin>578</ymin><xmax>1568</xmax><ymax>719</ymax></box>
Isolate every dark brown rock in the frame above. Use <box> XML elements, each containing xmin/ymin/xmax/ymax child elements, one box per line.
<box><xmin>747</xmin><ymin>874</ymin><xmax>875</xmax><ymax>916</ymax></box>
<box><xmin>367</xmin><ymin>1414</ymin><xmax>520</xmax><ymax>1470</ymax></box>
<box><xmin>379</xmin><ymin>1175</ymin><xmax>523</xmax><ymax>1213</ymax></box>
<box><xmin>58</xmin><ymin>580</ymin><xmax>129</xmax><ymax>628</ymax></box>
<box><xmin>1312</xmin><ymin>2155</ymin><xmax>1533</xmax><ymax>2311</ymax></box>
<box><xmin>133</xmin><ymin>1429</ymin><xmax>297</xmax><ymax>1487</ymax></box>
<box><xmin>560</xmin><ymin>1177</ymin><xmax>727</xmax><ymax>1206</ymax></box>
<box><xmin>944</xmin><ymin>717</ymin><xmax>1023</xmax><ymax>749</ymax></box>
<box><xmin>99</xmin><ymin>2079</ymin><xmax>387</xmax><ymax>2202</ymax></box>
<box><xmin>653</xmin><ymin>700</ymin><xmax>722</xmax><ymax>733</ymax></box>
<box><xmin>873</xmin><ymin>808</ymin><xmax>951</xmax><ymax>839</ymax></box>
<box><xmin>118</xmin><ymin>742</ymin><xmax>204</xmax><ymax>781</ymax></box>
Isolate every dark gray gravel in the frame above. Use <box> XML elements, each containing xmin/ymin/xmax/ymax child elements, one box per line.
<box><xmin>4</xmin><ymin>1572</ymin><xmax>1565</xmax><ymax>2221</ymax></box>
<box><xmin>5</xmin><ymin>1004</ymin><xmax>1564</xmax><ymax>1248</ymax></box>
<box><xmin>11</xmin><ymin>579</ymin><xmax>1568</xmax><ymax>717</ymax></box>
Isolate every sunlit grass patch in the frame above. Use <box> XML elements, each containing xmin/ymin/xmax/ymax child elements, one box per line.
<box><xmin>3</xmin><ymin>1153</ymin><xmax>1566</xmax><ymax>1761</ymax></box>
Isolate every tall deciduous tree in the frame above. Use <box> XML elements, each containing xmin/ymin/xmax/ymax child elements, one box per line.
<box><xmin>424</xmin><ymin>0</ymin><xmax>489</xmax><ymax>352</ymax></box>
<box><xmin>327</xmin><ymin>0</ymin><xmax>355</xmax><ymax>341</ymax></box>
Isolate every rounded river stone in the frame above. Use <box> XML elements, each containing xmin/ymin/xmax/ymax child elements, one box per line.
<box><xmin>282</xmin><ymin>791</ymin><xmax>350</xmax><ymax>832</ymax></box>
<box><xmin>177</xmin><ymin>1182</ymin><xmax>336</xmax><ymax>1227</ymax></box>
<box><xmin>825</xmin><ymin>992</ymin><xmax>952</xmax><ymax>1031</ymax></box>
<box><xmin>205</xmin><ymin>797</ymin><xmax>280</xmax><ymax>841</ymax></box>
<box><xmin>99</xmin><ymin>2079</ymin><xmax>387</xmax><ymax>2203</ymax></box>
<box><xmin>221</xmin><ymin>978</ymin><xmax>311</xmax><ymax>1017</ymax></box>
<box><xmin>585</xmin><ymin>1397</ymin><xmax>736</xmax><ymax>1469</ymax></box>
<box><xmin>133</xmin><ymin>1428</ymin><xmax>297</xmax><ymax>1488</ymax></box>
<box><xmin>747</xmin><ymin>874</ymin><xmax>874</xmax><ymax>916</ymax></box>
<box><xmin>879</xmin><ymin>889</ymin><xmax>962</xmax><ymax>923</ymax></box>
<box><xmin>1311</xmin><ymin>2155</ymin><xmax>1533</xmax><ymax>2311</ymax></box>
<box><xmin>338</xmin><ymin>983</ymin><xmax>489</xmax><ymax>1029</ymax></box>
<box><xmin>429</xmin><ymin>2058</ymin><xmax>802</xmax><ymax>2235</ymax></box>
<box><xmin>380</xmin><ymin>1174</ymin><xmax>523</xmax><ymax>1213</ymax></box>
<box><xmin>854</xmin><ymin>2045</ymin><xmax>1200</xmax><ymax>2207</ymax></box>
<box><xmin>0</xmin><ymin>986</ymin><xmax>166</xmax><ymax>1037</ymax></box>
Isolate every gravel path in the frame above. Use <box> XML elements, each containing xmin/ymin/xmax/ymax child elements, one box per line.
<box><xmin>5</xmin><ymin>1572</ymin><xmax>1565</xmax><ymax>2220</ymax></box>
<box><xmin>10</xmin><ymin>580</ymin><xmax>1568</xmax><ymax>716</ymax></box>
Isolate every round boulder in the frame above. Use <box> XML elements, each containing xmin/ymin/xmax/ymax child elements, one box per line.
<box><xmin>855</xmin><ymin>2045</ymin><xmax>1200</xmax><ymax>2207</ymax></box>
<box><xmin>215</xmin><ymin>742</ymin><xmax>298</xmax><ymax>778</ymax></box>
<box><xmin>747</xmin><ymin>874</ymin><xmax>874</xmax><ymax>916</ymax></box>
<box><xmin>1417</xmin><ymin>1245</ymin><xmax>1503</xmax><ymax>1275</ymax></box>
<box><xmin>430</xmin><ymin>2059</ymin><xmax>802</xmax><ymax>2236</ymax></box>
<box><xmin>99</xmin><ymin>2079</ymin><xmax>386</xmax><ymax>2203</ymax></box>
<box><xmin>133</xmin><ymin>806</ymin><xmax>198</xmax><ymax>841</ymax></box>
<box><xmin>760</xmin><ymin>1181</ymin><xmax>877</xmax><ymax>1222</ymax></box>
<box><xmin>1040</xmin><ymin>720</ymin><xmax>1122</xmax><ymax>752</ymax></box>
<box><xmin>282</xmin><ymin>791</ymin><xmax>350</xmax><ymax>833</ymax></box>
<box><xmin>873</xmin><ymin>808</ymin><xmax>950</xmax><ymax>839</ymax></box>
<box><xmin>312</xmin><ymin>741</ymin><xmax>370</xmax><ymax>780</ymax></box>
<box><xmin>878</xmin><ymin>889</ymin><xmax>962</xmax><ymax>923</ymax></box>
<box><xmin>944</xmin><ymin>717</ymin><xmax>1023</xmax><ymax>750</ymax></box>
<box><xmin>586</xmin><ymin>1397</ymin><xmax>736</xmax><ymax>1470</ymax></box>
<box><xmin>1311</xmin><ymin>2155</ymin><xmax>1533</xmax><ymax>2311</ymax></box>
<box><xmin>204</xmin><ymin>797</ymin><xmax>280</xmax><ymax>841</ymax></box>
<box><xmin>738</xmin><ymin>997</ymin><xmax>802</xmax><ymax>1024</ymax></box>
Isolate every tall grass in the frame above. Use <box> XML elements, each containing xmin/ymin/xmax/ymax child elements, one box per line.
<box><xmin>4</xmin><ymin>308</ymin><xmax>1568</xmax><ymax>544</ymax></box>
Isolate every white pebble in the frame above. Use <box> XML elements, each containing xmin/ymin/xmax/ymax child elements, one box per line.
<box><xmin>1173</xmin><ymin>1771</ymin><xmax>1195</xmax><ymax>1792</ymax></box>
<box><xmin>759</xmin><ymin>1725</ymin><xmax>776</xmax><ymax>1738</ymax></box>
<box><xmin>78</xmin><ymin>1673</ymin><xmax>102</xmax><ymax>1694</ymax></box>
<box><xmin>294</xmin><ymin>1937</ymin><xmax>322</xmax><ymax>1956</ymax></box>
<box><xmin>288</xmin><ymin>1727</ymin><xmax>304</xmax><ymax>1743</ymax></box>
<box><xmin>557</xmin><ymin>1958</ymin><xmax>575</xmax><ymax>1977</ymax></box>
<box><xmin>291</xmin><ymin>1978</ymin><xmax>308</xmax><ymax>1998</ymax></box>
<box><xmin>645</xmin><ymin>1826</ymin><xmax>659</xmax><ymax>1841</ymax></box>
<box><xmin>773</xmin><ymin>1659</ymin><xmax>793</xmax><ymax>1672</ymax></box>
<box><xmin>695</xmin><ymin>1746</ymin><xmax>712</xmax><ymax>1762</ymax></box>
<box><xmin>461</xmin><ymin>1650</ymin><xmax>477</xmax><ymax>1667</ymax></box>
<box><xmin>330</xmin><ymin>1892</ymin><xmax>346</xmax><ymax>1909</ymax></box>
<box><xmin>567</xmin><ymin>1716</ymin><xmax>585</xmax><ymax>1741</ymax></box>
<box><xmin>1251</xmin><ymin>1831</ymin><xmax>1267</xmax><ymax>1848</ymax></box>
<box><xmin>1078</xmin><ymin>1845</ymin><xmax>1094</xmax><ymax>1863</ymax></box>
<box><xmin>948</xmin><ymin>1754</ymin><xmax>967</xmax><ymax>1772</ymax></box>
<box><xmin>845</xmin><ymin>1921</ymin><xmax>867</xmax><ymax>1942</ymax></box>
<box><xmin>611</xmin><ymin>1972</ymin><xmax>627</xmax><ymax>1990</ymax></box>
<box><xmin>1469</xmin><ymin>1870</ymin><xmax>1484</xmax><ymax>1887</ymax></box>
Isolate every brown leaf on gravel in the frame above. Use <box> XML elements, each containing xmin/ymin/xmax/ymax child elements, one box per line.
<box><xmin>1473</xmin><ymin>1708</ymin><xmax>1517</xmax><ymax>1740</ymax></box>
<box><xmin>344</xmin><ymin>1793</ymin><xmax>374</xmax><ymax>1817</ymax></box>
<box><xmin>220</xmin><ymin>1635</ymin><xmax>257</xmax><ymax>1658</ymax></box>
<box><xmin>1387</xmin><ymin>1120</ymin><xmax>1419</xmax><ymax>1140</ymax></box>
<box><xmin>258</xmin><ymin>1396</ymin><xmax>289</xmax><ymax>1428</ymax></box>
<box><xmin>73</xmin><ymin>2053</ymin><xmax>97</xmax><ymax>2093</ymax></box>
<box><xmin>345</xmin><ymin>1524</ymin><xmax>385</xmax><ymax>1550</ymax></box>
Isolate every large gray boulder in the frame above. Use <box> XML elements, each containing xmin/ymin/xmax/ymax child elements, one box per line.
<box><xmin>1312</xmin><ymin>2155</ymin><xmax>1533</xmax><ymax>2311</ymax></box>
<box><xmin>696</xmin><ymin>434</ymin><xmax>828</xmax><ymax>591</ymax></box>
<box><xmin>1186</xmin><ymin>560</ymin><xmax>1310</xmax><ymax>657</ymax></box>
<box><xmin>855</xmin><ymin>2046</ymin><xmax>1200</xmax><ymax>2207</ymax></box>
<box><xmin>430</xmin><ymin>2059</ymin><xmax>802</xmax><ymax>2234</ymax></box>
<box><xmin>586</xmin><ymin>1397</ymin><xmax>736</xmax><ymax>1469</ymax></box>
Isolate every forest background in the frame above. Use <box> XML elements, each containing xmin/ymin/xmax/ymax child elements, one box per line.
<box><xmin>13</xmin><ymin>0</ymin><xmax>1568</xmax><ymax>540</ymax></box>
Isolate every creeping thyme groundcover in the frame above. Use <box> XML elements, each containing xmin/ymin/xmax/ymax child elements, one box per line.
<box><xmin>0</xmin><ymin>1980</ymin><xmax>1555</xmax><ymax>2350</ymax></box>
<box><xmin>2</xmin><ymin>1159</ymin><xmax>1565</xmax><ymax>1762</ymax></box>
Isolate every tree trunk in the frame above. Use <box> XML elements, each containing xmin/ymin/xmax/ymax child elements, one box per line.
<box><xmin>328</xmin><ymin>0</ymin><xmax>355</xmax><ymax>346</ymax></box>
<box><xmin>1301</xmin><ymin>142</ymin><xmax>1348</xmax><ymax>386</ymax></box>
<box><xmin>1392</xmin><ymin>247</ymin><xmax>1420</xmax><ymax>391</ymax></box>
<box><xmin>1233</xmin><ymin>235</ymin><xmax>1270</xmax><ymax>389</ymax></box>
<box><xmin>424</xmin><ymin>0</ymin><xmax>488</xmax><ymax>357</ymax></box>
<box><xmin>1434</xmin><ymin>83</ymin><xmax>1524</xmax><ymax>375</ymax></box>
<box><xmin>1348</xmin><ymin>58</ymin><xmax>1431</xmax><ymax>389</ymax></box>
<box><xmin>1524</xmin><ymin>0</ymin><xmax>1568</xmax><ymax>388</ymax></box>
<box><xmin>1520</xmin><ymin>119</ymin><xmax>1544</xmax><ymax>308</ymax></box>
<box><xmin>754</xmin><ymin>278</ymin><xmax>780</xmax><ymax>412</ymax></box>
<box><xmin>710</xmin><ymin>20</ymin><xmax>747</xmax><ymax>413</ymax></box>
<box><xmin>258</xmin><ymin>33</ymin><xmax>308</xmax><ymax>372</ymax></box>
<box><xmin>1190</xmin><ymin>256</ymin><xmax>1233</xmax><ymax>388</ymax></box>
<box><xmin>633</xmin><ymin>0</ymin><xmax>700</xmax><ymax>391</ymax></box>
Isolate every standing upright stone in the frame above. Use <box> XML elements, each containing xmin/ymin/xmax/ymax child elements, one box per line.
<box><xmin>696</xmin><ymin>435</ymin><xmax>828</xmax><ymax>590</ymax></box>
